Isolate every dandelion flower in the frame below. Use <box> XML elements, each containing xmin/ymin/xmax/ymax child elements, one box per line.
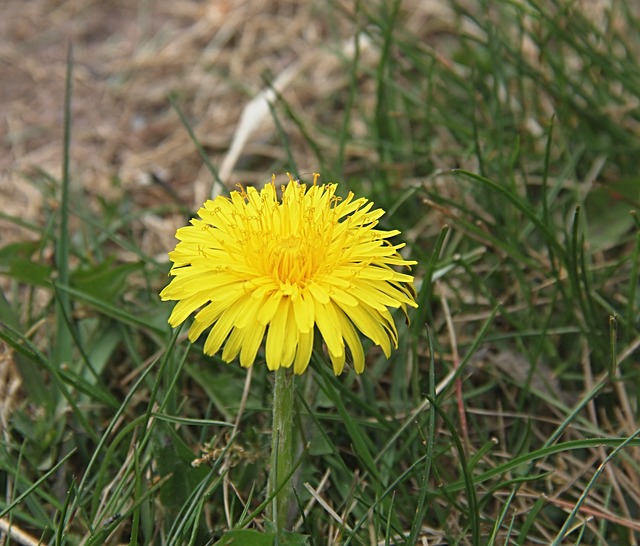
<box><xmin>160</xmin><ymin>174</ymin><xmax>417</xmax><ymax>375</ymax></box>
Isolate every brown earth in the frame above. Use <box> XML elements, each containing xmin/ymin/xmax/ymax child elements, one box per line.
<box><xmin>0</xmin><ymin>0</ymin><xmax>384</xmax><ymax>254</ymax></box>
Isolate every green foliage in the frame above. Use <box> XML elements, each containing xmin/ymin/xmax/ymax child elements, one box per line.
<box><xmin>214</xmin><ymin>529</ymin><xmax>309</xmax><ymax>546</ymax></box>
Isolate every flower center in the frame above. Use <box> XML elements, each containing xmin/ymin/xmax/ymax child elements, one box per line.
<box><xmin>272</xmin><ymin>235</ymin><xmax>306</xmax><ymax>283</ymax></box>
<box><xmin>230</xmin><ymin>180</ymin><xmax>350</xmax><ymax>290</ymax></box>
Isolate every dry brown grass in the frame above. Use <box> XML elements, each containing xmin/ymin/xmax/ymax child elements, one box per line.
<box><xmin>0</xmin><ymin>0</ymin><xmax>465</xmax><ymax>252</ymax></box>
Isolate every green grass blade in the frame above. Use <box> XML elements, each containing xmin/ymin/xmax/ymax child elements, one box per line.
<box><xmin>53</xmin><ymin>44</ymin><xmax>74</xmax><ymax>368</ymax></box>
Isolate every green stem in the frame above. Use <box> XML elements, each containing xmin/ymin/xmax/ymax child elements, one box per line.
<box><xmin>267</xmin><ymin>367</ymin><xmax>295</xmax><ymax>531</ymax></box>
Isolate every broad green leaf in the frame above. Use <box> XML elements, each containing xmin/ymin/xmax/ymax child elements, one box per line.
<box><xmin>584</xmin><ymin>177</ymin><xmax>640</xmax><ymax>251</ymax></box>
<box><xmin>152</xmin><ymin>421</ymin><xmax>209</xmax><ymax>513</ymax></box>
<box><xmin>71</xmin><ymin>260</ymin><xmax>144</xmax><ymax>302</ymax></box>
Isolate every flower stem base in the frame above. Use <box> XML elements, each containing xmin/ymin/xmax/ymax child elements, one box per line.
<box><xmin>267</xmin><ymin>367</ymin><xmax>295</xmax><ymax>531</ymax></box>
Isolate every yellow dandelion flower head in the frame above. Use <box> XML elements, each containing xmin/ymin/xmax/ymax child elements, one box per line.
<box><xmin>160</xmin><ymin>173</ymin><xmax>418</xmax><ymax>375</ymax></box>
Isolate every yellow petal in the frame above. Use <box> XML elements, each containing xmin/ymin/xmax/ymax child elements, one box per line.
<box><xmin>201</xmin><ymin>296</ymin><xmax>251</xmax><ymax>354</ymax></box>
<box><xmin>166</xmin><ymin>291</ymin><xmax>211</xmax><ymax>327</ymax></box>
<box><xmin>314</xmin><ymin>302</ymin><xmax>344</xmax><ymax>359</ymax></box>
<box><xmin>335</xmin><ymin>300</ymin><xmax>389</xmax><ymax>353</ymax></box>
<box><xmin>221</xmin><ymin>327</ymin><xmax>243</xmax><ymax>362</ymax></box>
<box><xmin>258</xmin><ymin>291</ymin><xmax>283</xmax><ymax>325</ymax></box>
<box><xmin>293</xmin><ymin>330</ymin><xmax>314</xmax><ymax>374</ymax></box>
<box><xmin>336</xmin><ymin>310</ymin><xmax>365</xmax><ymax>374</ymax></box>
<box><xmin>188</xmin><ymin>291</ymin><xmax>247</xmax><ymax>340</ymax></box>
<box><xmin>292</xmin><ymin>291</ymin><xmax>314</xmax><ymax>333</ymax></box>
<box><xmin>307</xmin><ymin>281</ymin><xmax>330</xmax><ymax>304</ymax></box>
<box><xmin>265</xmin><ymin>297</ymin><xmax>289</xmax><ymax>370</ymax></box>
<box><xmin>239</xmin><ymin>321</ymin><xmax>267</xmax><ymax>367</ymax></box>
<box><xmin>280</xmin><ymin>305</ymin><xmax>298</xmax><ymax>368</ymax></box>
<box><xmin>235</xmin><ymin>293</ymin><xmax>267</xmax><ymax>329</ymax></box>
<box><xmin>329</xmin><ymin>347</ymin><xmax>345</xmax><ymax>376</ymax></box>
